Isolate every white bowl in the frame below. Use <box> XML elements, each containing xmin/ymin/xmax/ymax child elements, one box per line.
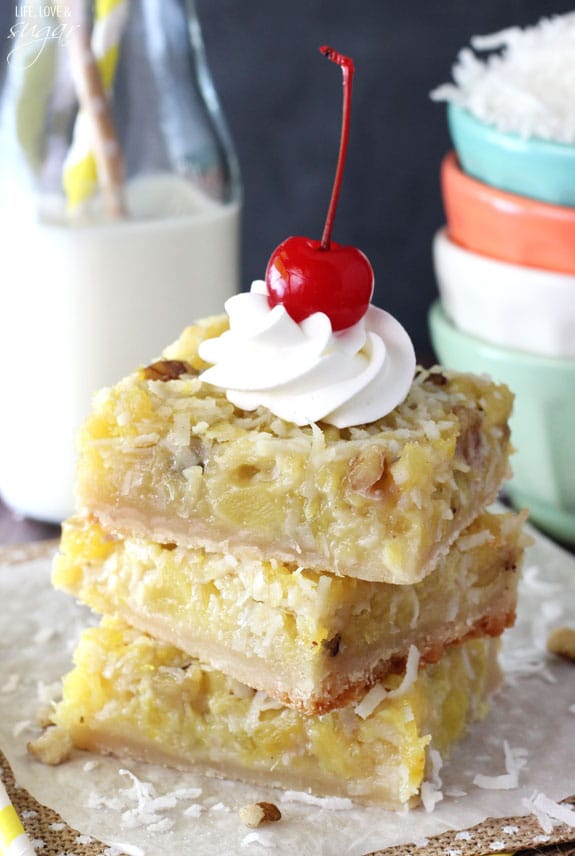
<box><xmin>432</xmin><ymin>228</ymin><xmax>575</xmax><ymax>358</ymax></box>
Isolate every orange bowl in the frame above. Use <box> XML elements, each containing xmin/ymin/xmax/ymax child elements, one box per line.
<box><xmin>441</xmin><ymin>151</ymin><xmax>575</xmax><ymax>275</ymax></box>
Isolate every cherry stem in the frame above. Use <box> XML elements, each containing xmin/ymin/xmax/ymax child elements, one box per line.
<box><xmin>319</xmin><ymin>46</ymin><xmax>355</xmax><ymax>251</ymax></box>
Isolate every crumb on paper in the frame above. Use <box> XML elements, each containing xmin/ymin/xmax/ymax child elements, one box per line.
<box><xmin>27</xmin><ymin>725</ymin><xmax>73</xmax><ymax>765</ymax></box>
<box><xmin>238</xmin><ymin>801</ymin><xmax>281</xmax><ymax>828</ymax></box>
<box><xmin>547</xmin><ymin>626</ymin><xmax>575</xmax><ymax>660</ymax></box>
<box><xmin>36</xmin><ymin>703</ymin><xmax>55</xmax><ymax>729</ymax></box>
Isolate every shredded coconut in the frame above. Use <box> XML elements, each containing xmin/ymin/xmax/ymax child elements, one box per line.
<box><xmin>208</xmin><ymin>801</ymin><xmax>230</xmax><ymax>812</ymax></box>
<box><xmin>473</xmin><ymin>741</ymin><xmax>528</xmax><ymax>790</ymax></box>
<box><xmin>241</xmin><ymin>829</ymin><xmax>277</xmax><ymax>849</ymax></box>
<box><xmin>279</xmin><ymin>791</ymin><xmax>353</xmax><ymax>810</ymax></box>
<box><xmin>523</xmin><ymin>791</ymin><xmax>575</xmax><ymax>833</ymax></box>
<box><xmin>33</xmin><ymin>627</ymin><xmax>56</xmax><ymax>646</ymax></box>
<box><xmin>183</xmin><ymin>804</ymin><xmax>203</xmax><ymax>818</ymax></box>
<box><xmin>355</xmin><ymin>646</ymin><xmax>420</xmax><ymax>719</ymax></box>
<box><xmin>88</xmin><ymin>769</ymin><xmax>203</xmax><ymax>834</ymax></box>
<box><xmin>501</xmin><ymin>645</ymin><xmax>557</xmax><ymax>685</ymax></box>
<box><xmin>431</xmin><ymin>12</ymin><xmax>575</xmax><ymax>142</ymax></box>
<box><xmin>12</xmin><ymin>719</ymin><xmax>32</xmax><ymax>737</ymax></box>
<box><xmin>421</xmin><ymin>748</ymin><xmax>444</xmax><ymax>813</ymax></box>
<box><xmin>444</xmin><ymin>787</ymin><xmax>467</xmax><ymax>798</ymax></box>
<box><xmin>457</xmin><ymin>529</ymin><xmax>494</xmax><ymax>552</ymax></box>
<box><xmin>36</xmin><ymin>680</ymin><xmax>62</xmax><ymax>705</ymax></box>
<box><xmin>246</xmin><ymin>691</ymin><xmax>284</xmax><ymax>730</ymax></box>
<box><xmin>353</xmin><ymin>683</ymin><xmax>387</xmax><ymax>720</ymax></box>
<box><xmin>104</xmin><ymin>845</ymin><xmax>145</xmax><ymax>856</ymax></box>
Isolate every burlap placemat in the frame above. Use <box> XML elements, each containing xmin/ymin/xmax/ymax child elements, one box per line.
<box><xmin>2</xmin><ymin>747</ymin><xmax>574</xmax><ymax>856</ymax></box>
<box><xmin>0</xmin><ymin>749</ymin><xmax>125</xmax><ymax>855</ymax></box>
<box><xmin>368</xmin><ymin>796</ymin><xmax>575</xmax><ymax>855</ymax></box>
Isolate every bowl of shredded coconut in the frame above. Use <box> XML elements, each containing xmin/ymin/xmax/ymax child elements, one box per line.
<box><xmin>432</xmin><ymin>12</ymin><xmax>575</xmax><ymax>206</ymax></box>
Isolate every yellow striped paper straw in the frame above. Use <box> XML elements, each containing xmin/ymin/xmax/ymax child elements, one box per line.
<box><xmin>63</xmin><ymin>0</ymin><xmax>129</xmax><ymax>211</ymax></box>
<box><xmin>0</xmin><ymin>779</ymin><xmax>34</xmax><ymax>856</ymax></box>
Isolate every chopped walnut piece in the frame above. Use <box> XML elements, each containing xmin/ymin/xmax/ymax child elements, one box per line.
<box><xmin>142</xmin><ymin>359</ymin><xmax>196</xmax><ymax>382</ymax></box>
<box><xmin>28</xmin><ymin>726</ymin><xmax>73</xmax><ymax>765</ymax></box>
<box><xmin>321</xmin><ymin>633</ymin><xmax>341</xmax><ymax>657</ymax></box>
<box><xmin>547</xmin><ymin>626</ymin><xmax>575</xmax><ymax>661</ymax></box>
<box><xmin>427</xmin><ymin>370</ymin><xmax>448</xmax><ymax>386</ymax></box>
<box><xmin>454</xmin><ymin>406</ymin><xmax>484</xmax><ymax>466</ymax></box>
<box><xmin>349</xmin><ymin>447</ymin><xmax>394</xmax><ymax>498</ymax></box>
<box><xmin>239</xmin><ymin>801</ymin><xmax>282</xmax><ymax>828</ymax></box>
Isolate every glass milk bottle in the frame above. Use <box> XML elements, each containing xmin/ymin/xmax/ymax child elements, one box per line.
<box><xmin>0</xmin><ymin>0</ymin><xmax>241</xmax><ymax>523</ymax></box>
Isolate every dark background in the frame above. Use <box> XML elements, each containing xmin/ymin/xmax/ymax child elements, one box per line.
<box><xmin>197</xmin><ymin>0</ymin><xmax>575</xmax><ymax>356</ymax></box>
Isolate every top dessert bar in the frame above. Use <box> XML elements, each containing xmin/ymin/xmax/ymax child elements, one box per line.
<box><xmin>76</xmin><ymin>316</ymin><xmax>513</xmax><ymax>584</ymax></box>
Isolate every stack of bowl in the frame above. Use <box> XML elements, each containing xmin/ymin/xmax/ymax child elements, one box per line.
<box><xmin>430</xmin><ymin>102</ymin><xmax>575</xmax><ymax>545</ymax></box>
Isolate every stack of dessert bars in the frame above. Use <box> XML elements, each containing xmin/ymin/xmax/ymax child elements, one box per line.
<box><xmin>44</xmin><ymin>316</ymin><xmax>526</xmax><ymax>808</ymax></box>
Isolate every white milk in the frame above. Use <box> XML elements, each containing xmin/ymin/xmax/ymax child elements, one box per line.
<box><xmin>0</xmin><ymin>174</ymin><xmax>240</xmax><ymax>522</ymax></box>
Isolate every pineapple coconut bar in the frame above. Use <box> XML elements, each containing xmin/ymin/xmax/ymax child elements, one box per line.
<box><xmin>41</xmin><ymin>312</ymin><xmax>525</xmax><ymax>808</ymax></box>
<box><xmin>34</xmin><ymin>47</ymin><xmax>528</xmax><ymax>811</ymax></box>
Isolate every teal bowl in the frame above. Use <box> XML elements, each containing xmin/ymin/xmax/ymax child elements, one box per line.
<box><xmin>448</xmin><ymin>102</ymin><xmax>575</xmax><ymax>207</ymax></box>
<box><xmin>429</xmin><ymin>300</ymin><xmax>575</xmax><ymax>545</ymax></box>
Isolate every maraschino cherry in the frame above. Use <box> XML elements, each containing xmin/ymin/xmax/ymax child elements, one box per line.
<box><xmin>266</xmin><ymin>46</ymin><xmax>374</xmax><ymax>332</ymax></box>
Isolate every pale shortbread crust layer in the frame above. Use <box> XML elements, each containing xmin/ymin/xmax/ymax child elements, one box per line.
<box><xmin>53</xmin><ymin>510</ymin><xmax>524</xmax><ymax>714</ymax></box>
<box><xmin>52</xmin><ymin>621</ymin><xmax>502</xmax><ymax>809</ymax></box>
<box><xmin>75</xmin><ymin>316</ymin><xmax>513</xmax><ymax>584</ymax></box>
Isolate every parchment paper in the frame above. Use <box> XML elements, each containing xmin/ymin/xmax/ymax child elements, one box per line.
<box><xmin>0</xmin><ymin>524</ymin><xmax>573</xmax><ymax>856</ymax></box>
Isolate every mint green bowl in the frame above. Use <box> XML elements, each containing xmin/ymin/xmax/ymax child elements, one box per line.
<box><xmin>429</xmin><ymin>300</ymin><xmax>575</xmax><ymax>545</ymax></box>
<box><xmin>448</xmin><ymin>102</ymin><xmax>575</xmax><ymax>207</ymax></box>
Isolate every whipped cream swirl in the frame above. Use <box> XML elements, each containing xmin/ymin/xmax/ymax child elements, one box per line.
<box><xmin>199</xmin><ymin>281</ymin><xmax>415</xmax><ymax>428</ymax></box>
